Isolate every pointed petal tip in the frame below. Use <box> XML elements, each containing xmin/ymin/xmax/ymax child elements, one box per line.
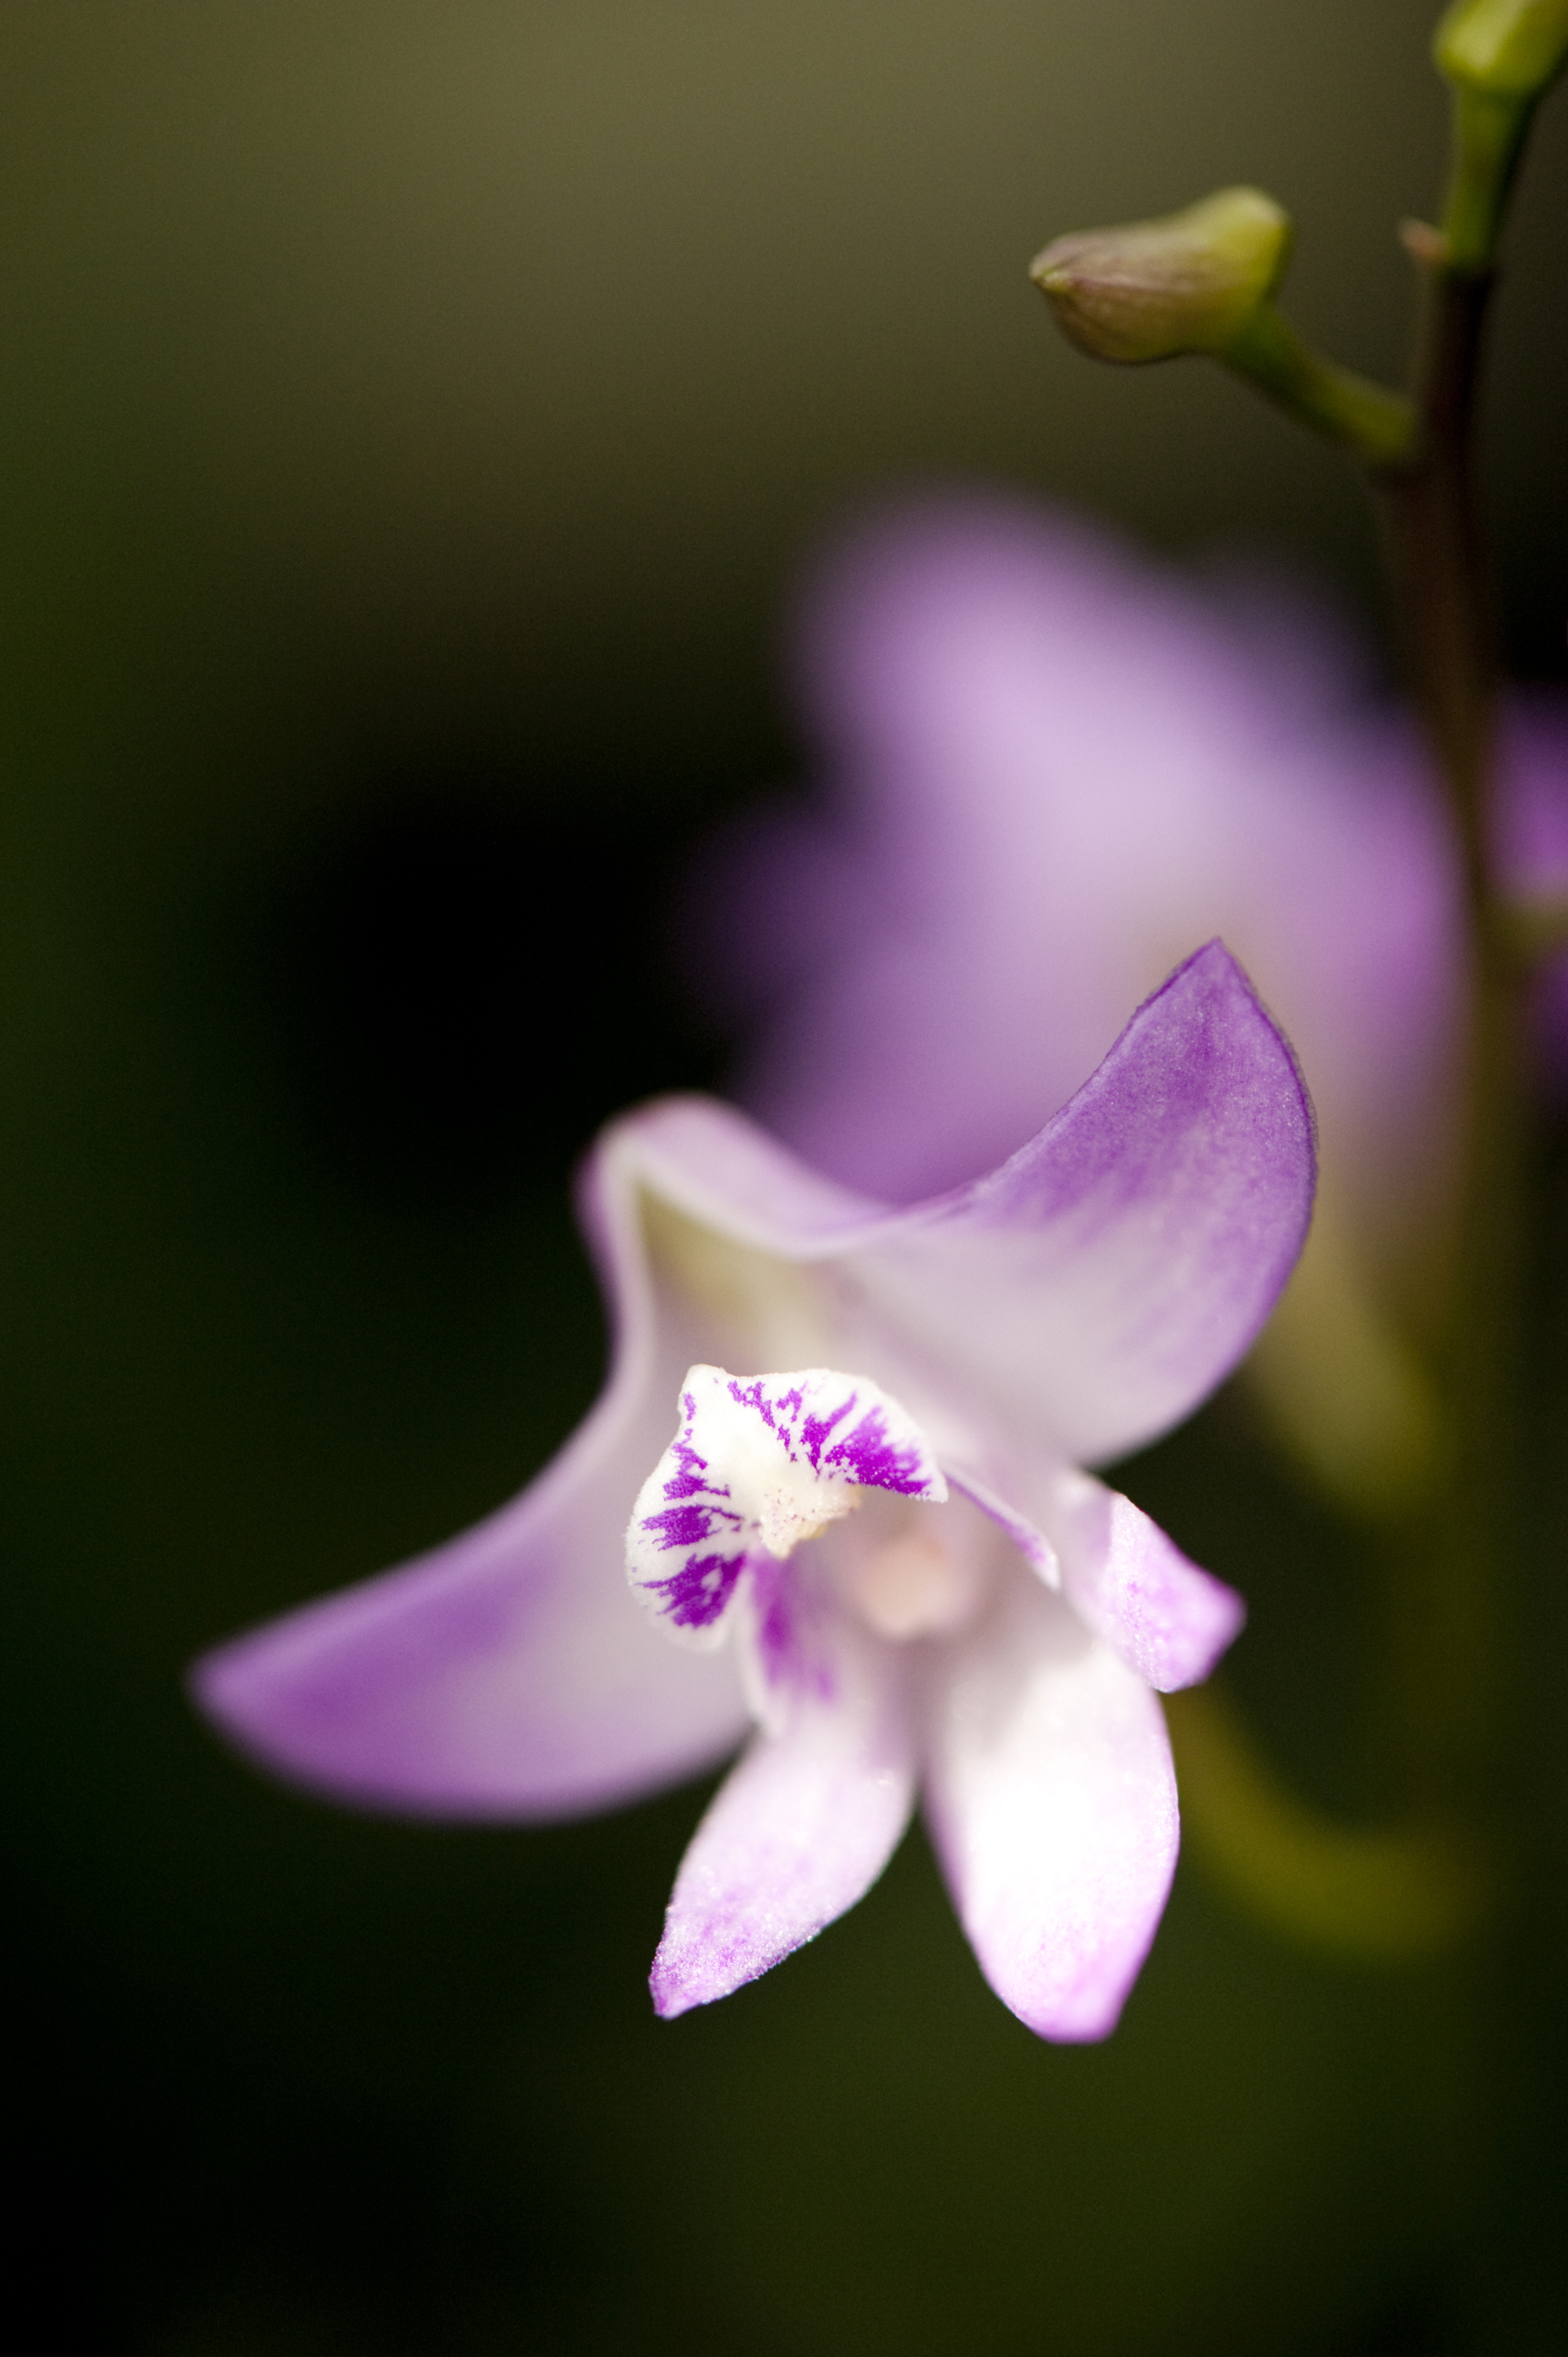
<box><xmin>1054</xmin><ymin>1481</ymin><xmax>1247</xmax><ymax>1693</ymax></box>
<box><xmin>648</xmin><ymin>1622</ymin><xmax>916</xmax><ymax>2020</ymax></box>
<box><xmin>649</xmin><ymin>1961</ymin><xmax>706</xmax><ymax>2021</ymax></box>
<box><xmin>998</xmin><ymin>1960</ymin><xmax>1143</xmax><ymax>2043</ymax></box>
<box><xmin>648</xmin><ymin>1931</ymin><xmax>772</xmax><ymax>2019</ymax></box>
<box><xmin>966</xmin><ymin>1882</ymin><xmax>1172</xmax><ymax>2045</ymax></box>
<box><xmin>926</xmin><ymin>1581</ymin><xmax>1179</xmax><ymax>2048</ymax></box>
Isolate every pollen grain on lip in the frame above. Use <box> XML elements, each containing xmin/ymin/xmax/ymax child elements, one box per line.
<box><xmin>755</xmin><ymin>1478</ymin><xmax>861</xmax><ymax>1560</ymax></box>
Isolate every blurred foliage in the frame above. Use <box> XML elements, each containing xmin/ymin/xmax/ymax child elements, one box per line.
<box><xmin>3</xmin><ymin>4</ymin><xmax>1568</xmax><ymax>2348</ymax></box>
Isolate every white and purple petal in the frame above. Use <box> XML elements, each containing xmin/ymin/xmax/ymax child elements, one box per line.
<box><xmin>652</xmin><ymin>1610</ymin><xmax>916</xmax><ymax>2017</ymax></box>
<box><xmin>923</xmin><ymin>1571</ymin><xmax>1179</xmax><ymax>2042</ymax></box>
<box><xmin>626</xmin><ymin>1371</ymin><xmax>753</xmax><ymax>1645</ymax></box>
<box><xmin>626</xmin><ymin>1363</ymin><xmax>946</xmax><ymax>1643</ymax></box>
<box><xmin>724</xmin><ymin>1364</ymin><xmax>945</xmax><ymax>1495</ymax></box>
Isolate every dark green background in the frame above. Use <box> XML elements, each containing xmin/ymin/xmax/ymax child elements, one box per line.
<box><xmin>3</xmin><ymin>6</ymin><xmax>1566</xmax><ymax>2348</ymax></box>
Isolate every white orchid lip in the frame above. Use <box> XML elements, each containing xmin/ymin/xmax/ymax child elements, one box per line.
<box><xmin>626</xmin><ymin>1365</ymin><xmax>947</xmax><ymax>1647</ymax></box>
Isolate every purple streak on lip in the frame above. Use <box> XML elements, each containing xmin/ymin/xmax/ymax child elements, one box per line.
<box><xmin>725</xmin><ymin>1375</ymin><xmax>853</xmax><ymax>1469</ymax></box>
<box><xmin>657</xmin><ymin>1417</ymin><xmax>727</xmax><ymax>1503</ymax></box>
<box><xmin>818</xmin><ymin>1400</ymin><xmax>937</xmax><ymax>1493</ymax></box>
<box><xmin>724</xmin><ymin>1373</ymin><xmax>938</xmax><ymax>1496</ymax></box>
<box><xmin>628</xmin><ymin>1365</ymin><xmax>945</xmax><ymax>1649</ymax></box>
<box><xmin>643</xmin><ymin>1547</ymin><xmax>750</xmax><ymax>1632</ymax></box>
<box><xmin>640</xmin><ymin>1501</ymin><xmax>741</xmax><ymax>1553</ymax></box>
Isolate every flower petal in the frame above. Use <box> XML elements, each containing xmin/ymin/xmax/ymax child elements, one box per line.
<box><xmin>923</xmin><ymin>1571</ymin><xmax>1178</xmax><ymax>2040</ymax></box>
<box><xmin>622</xmin><ymin>939</ymin><xmax>1314</xmax><ymax>1465</ymax></box>
<box><xmin>848</xmin><ymin>942</ymin><xmax>1314</xmax><ymax>1464</ymax></box>
<box><xmin>191</xmin><ymin>1147</ymin><xmax>750</xmax><ymax>1817</ymax></box>
<box><xmin>1044</xmin><ymin>1470</ymin><xmax>1245</xmax><ymax>1691</ymax></box>
<box><xmin>651</xmin><ymin>1614</ymin><xmax>915</xmax><ymax>2016</ymax></box>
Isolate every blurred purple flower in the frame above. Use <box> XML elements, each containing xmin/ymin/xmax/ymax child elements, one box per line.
<box><xmin>697</xmin><ymin>492</ymin><xmax>1568</xmax><ymax>1301</ymax></box>
<box><xmin>195</xmin><ymin>944</ymin><xmax>1312</xmax><ymax>2040</ymax></box>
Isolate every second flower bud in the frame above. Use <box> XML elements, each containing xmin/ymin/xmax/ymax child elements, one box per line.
<box><xmin>1030</xmin><ymin>186</ymin><xmax>1290</xmax><ymax>365</ymax></box>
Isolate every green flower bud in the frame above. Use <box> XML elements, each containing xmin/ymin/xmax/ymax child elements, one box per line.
<box><xmin>1030</xmin><ymin>187</ymin><xmax>1290</xmax><ymax>365</ymax></box>
<box><xmin>1435</xmin><ymin>0</ymin><xmax>1568</xmax><ymax>100</ymax></box>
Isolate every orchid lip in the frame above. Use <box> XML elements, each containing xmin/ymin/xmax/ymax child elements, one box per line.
<box><xmin>626</xmin><ymin>1364</ymin><xmax>947</xmax><ymax>1647</ymax></box>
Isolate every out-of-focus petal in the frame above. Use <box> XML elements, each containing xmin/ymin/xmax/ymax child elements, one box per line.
<box><xmin>1494</xmin><ymin>697</ymin><xmax>1568</xmax><ymax>908</ymax></box>
<box><xmin>923</xmin><ymin>1572</ymin><xmax>1178</xmax><ymax>2041</ymax></box>
<box><xmin>1043</xmin><ymin>1470</ymin><xmax>1245</xmax><ymax>1691</ymax></box>
<box><xmin>651</xmin><ymin>1614</ymin><xmax>915</xmax><ymax>2016</ymax></box>
<box><xmin>192</xmin><ymin>1147</ymin><xmax>750</xmax><ymax>1817</ymax></box>
<box><xmin>619</xmin><ymin>942</ymin><xmax>1313</xmax><ymax>1468</ymax></box>
<box><xmin>694</xmin><ymin>494</ymin><xmax>1461</xmax><ymax>1273</ymax></box>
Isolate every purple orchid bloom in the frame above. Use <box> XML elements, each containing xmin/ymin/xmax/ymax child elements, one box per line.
<box><xmin>697</xmin><ymin>493</ymin><xmax>1568</xmax><ymax>1299</ymax></box>
<box><xmin>194</xmin><ymin>942</ymin><xmax>1312</xmax><ymax>2041</ymax></box>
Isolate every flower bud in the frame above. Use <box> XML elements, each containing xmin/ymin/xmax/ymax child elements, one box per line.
<box><xmin>1030</xmin><ymin>188</ymin><xmax>1290</xmax><ymax>365</ymax></box>
<box><xmin>1435</xmin><ymin>0</ymin><xmax>1568</xmax><ymax>99</ymax></box>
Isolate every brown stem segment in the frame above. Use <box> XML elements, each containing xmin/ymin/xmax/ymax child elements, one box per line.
<box><xmin>1371</xmin><ymin>248</ymin><xmax>1522</xmax><ymax>1814</ymax></box>
<box><xmin>1377</xmin><ymin>263</ymin><xmax>1499</xmax><ymax>928</ymax></box>
<box><xmin>1368</xmin><ymin>236</ymin><xmax>1531</xmax><ymax>2344</ymax></box>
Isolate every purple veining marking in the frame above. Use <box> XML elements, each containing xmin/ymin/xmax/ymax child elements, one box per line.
<box><xmin>640</xmin><ymin>1500</ymin><xmax>738</xmax><ymax>1553</ymax></box>
<box><xmin>723</xmin><ymin>1373</ymin><xmax>935</xmax><ymax>1495</ymax></box>
<box><xmin>646</xmin><ymin>1549</ymin><xmax>750</xmax><ymax>1632</ymax></box>
<box><xmin>750</xmin><ymin>1554</ymin><xmax>797</xmax><ymax>1690</ymax></box>
<box><xmin>627</xmin><ymin>1364</ymin><xmax>945</xmax><ymax>1652</ymax></box>
<box><xmin>655</xmin><ymin>1392</ymin><xmax>739</xmax><ymax>1509</ymax></box>
<box><xmin>818</xmin><ymin>1402</ymin><xmax>932</xmax><ymax>1494</ymax></box>
<box><xmin>724</xmin><ymin>1374</ymin><xmax>854</xmax><ymax>1473</ymax></box>
<box><xmin>629</xmin><ymin>1381</ymin><xmax>754</xmax><ymax>1631</ymax></box>
<box><xmin>749</xmin><ymin>1554</ymin><xmax>837</xmax><ymax>1706</ymax></box>
<box><xmin>797</xmin><ymin>1396</ymin><xmax>858</xmax><ymax>1473</ymax></box>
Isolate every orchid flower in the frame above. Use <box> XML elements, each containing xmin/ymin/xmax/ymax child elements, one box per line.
<box><xmin>693</xmin><ymin>492</ymin><xmax>1568</xmax><ymax>1508</ymax></box>
<box><xmin>194</xmin><ymin>942</ymin><xmax>1313</xmax><ymax>2040</ymax></box>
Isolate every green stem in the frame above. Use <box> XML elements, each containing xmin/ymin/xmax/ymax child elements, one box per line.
<box><xmin>1443</xmin><ymin>86</ymin><xmax>1535</xmax><ymax>275</ymax></box>
<box><xmin>1167</xmin><ymin>1682</ymin><xmax>1488</xmax><ymax>1960</ymax></box>
<box><xmin>1220</xmin><ymin>307</ymin><xmax>1417</xmax><ymax>469</ymax></box>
